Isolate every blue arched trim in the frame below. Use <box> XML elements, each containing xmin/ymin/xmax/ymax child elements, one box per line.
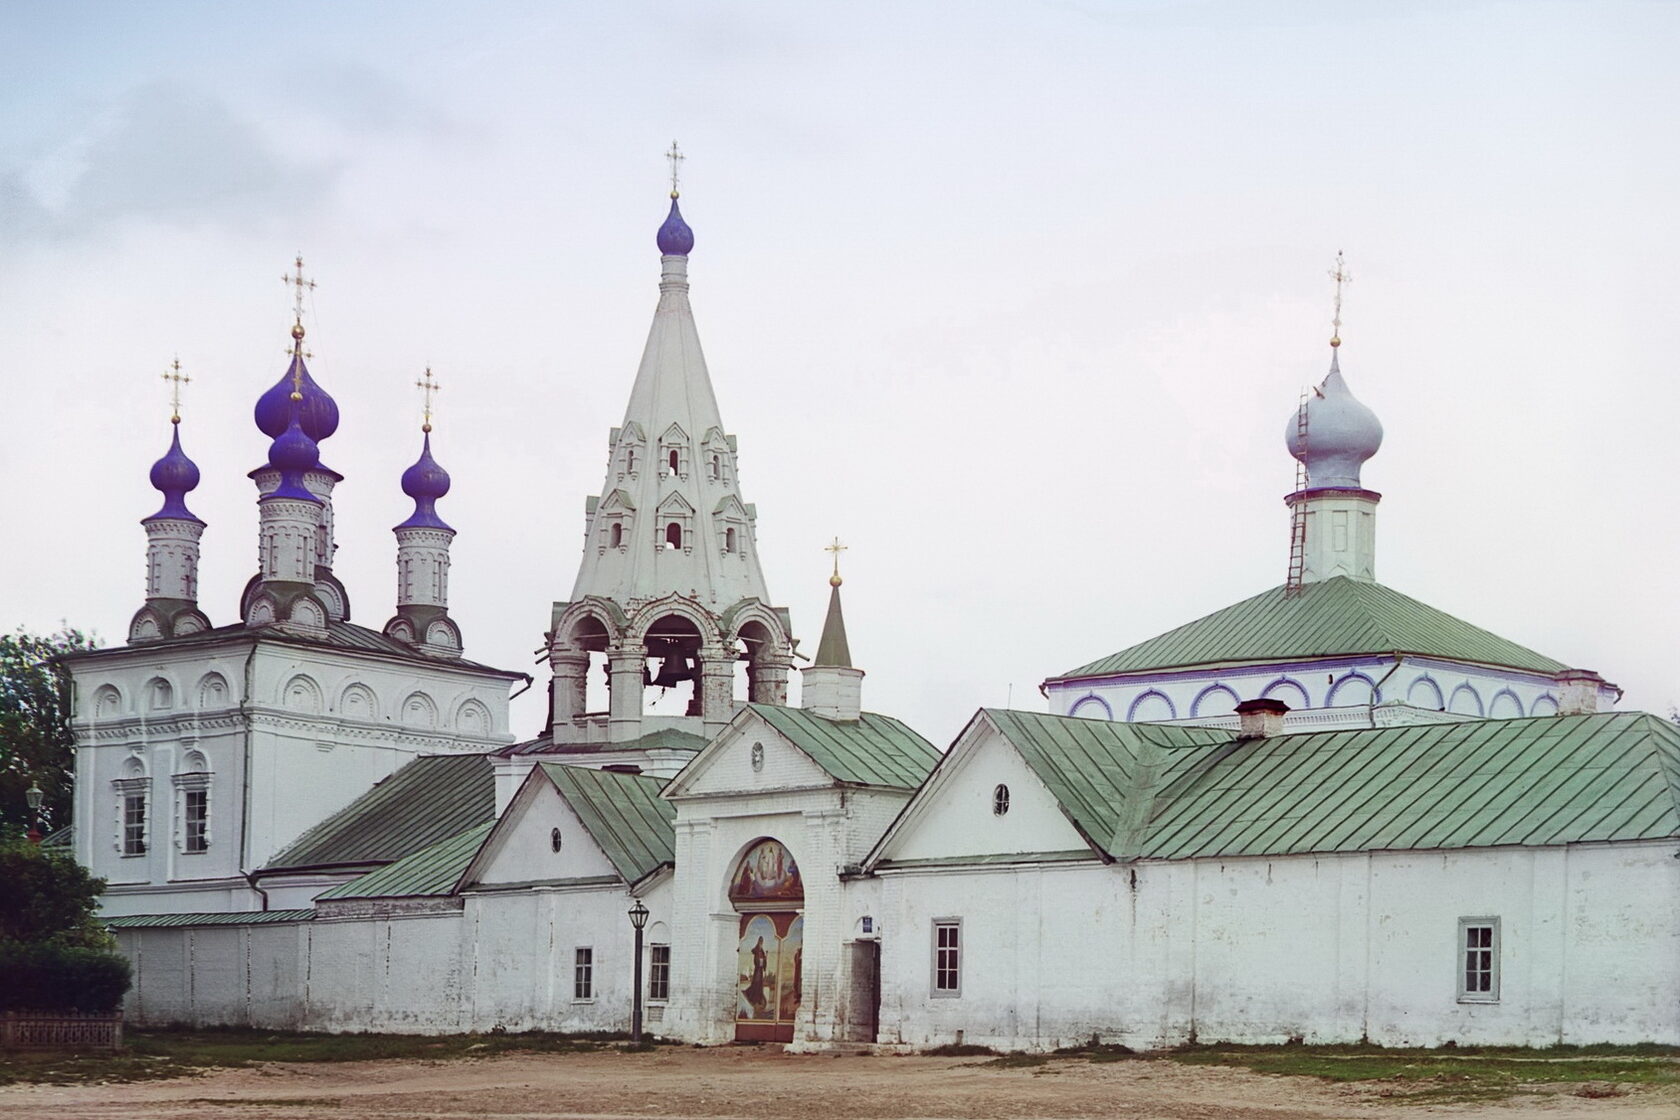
<box><xmin>1261</xmin><ymin>676</ymin><xmax>1311</xmax><ymax>709</ymax></box>
<box><xmin>1406</xmin><ymin>674</ymin><xmax>1445</xmax><ymax>711</ymax></box>
<box><xmin>1488</xmin><ymin>688</ymin><xmax>1524</xmax><ymax>718</ymax></box>
<box><xmin>1126</xmin><ymin>689</ymin><xmax>1177</xmax><ymax>721</ymax></box>
<box><xmin>1069</xmin><ymin>693</ymin><xmax>1113</xmax><ymax>721</ymax></box>
<box><xmin>1530</xmin><ymin>693</ymin><xmax>1559</xmax><ymax>716</ymax></box>
<box><xmin>1327</xmin><ymin>671</ymin><xmax>1379</xmax><ymax>707</ymax></box>
<box><xmin>1449</xmin><ymin>683</ymin><xmax>1485</xmax><ymax>716</ymax></box>
<box><xmin>1190</xmin><ymin>683</ymin><xmax>1241</xmax><ymax>718</ymax></box>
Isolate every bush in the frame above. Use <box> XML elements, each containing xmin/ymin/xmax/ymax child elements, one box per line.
<box><xmin>0</xmin><ymin>941</ymin><xmax>131</xmax><ymax>1013</ymax></box>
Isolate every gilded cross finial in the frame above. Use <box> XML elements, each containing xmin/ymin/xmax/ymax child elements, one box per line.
<box><xmin>282</xmin><ymin>253</ymin><xmax>316</xmax><ymax>352</ymax></box>
<box><xmin>1329</xmin><ymin>250</ymin><xmax>1351</xmax><ymax>349</ymax></box>
<box><xmin>161</xmin><ymin>358</ymin><xmax>190</xmax><ymax>425</ymax></box>
<box><xmin>825</xmin><ymin>536</ymin><xmax>848</xmax><ymax>587</ymax></box>
<box><xmin>416</xmin><ymin>367</ymin><xmax>440</xmax><ymax>433</ymax></box>
<box><xmin>666</xmin><ymin>140</ymin><xmax>684</xmax><ymax>199</ymax></box>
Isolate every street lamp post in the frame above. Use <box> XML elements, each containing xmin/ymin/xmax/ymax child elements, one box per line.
<box><xmin>25</xmin><ymin>783</ymin><xmax>44</xmax><ymax>846</ymax></box>
<box><xmin>627</xmin><ymin>899</ymin><xmax>650</xmax><ymax>1043</ymax></box>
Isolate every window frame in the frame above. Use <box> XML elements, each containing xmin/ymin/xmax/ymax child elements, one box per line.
<box><xmin>648</xmin><ymin>943</ymin><xmax>670</xmax><ymax>1002</ymax></box>
<box><xmin>573</xmin><ymin>946</ymin><xmax>595</xmax><ymax>1001</ymax></box>
<box><xmin>1457</xmin><ymin>917</ymin><xmax>1501</xmax><ymax>1003</ymax></box>
<box><xmin>931</xmin><ymin>918</ymin><xmax>962</xmax><ymax>998</ymax></box>
<box><xmin>182</xmin><ymin>787</ymin><xmax>209</xmax><ymax>853</ymax></box>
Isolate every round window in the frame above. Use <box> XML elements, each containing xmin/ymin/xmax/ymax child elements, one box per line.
<box><xmin>992</xmin><ymin>784</ymin><xmax>1010</xmax><ymax>816</ymax></box>
<box><xmin>750</xmin><ymin>742</ymin><xmax>765</xmax><ymax>772</ymax></box>
<box><xmin>550</xmin><ymin>827</ymin><xmax>562</xmax><ymax>853</ymax></box>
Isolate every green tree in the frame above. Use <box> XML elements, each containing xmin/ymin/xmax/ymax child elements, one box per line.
<box><xmin>1</xmin><ymin>627</ymin><xmax>99</xmax><ymax>838</ymax></box>
<box><xmin>0</xmin><ymin>837</ymin><xmax>112</xmax><ymax>947</ymax></box>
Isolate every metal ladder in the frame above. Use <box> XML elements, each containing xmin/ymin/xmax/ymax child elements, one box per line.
<box><xmin>1284</xmin><ymin>391</ymin><xmax>1309</xmax><ymax>597</ymax></box>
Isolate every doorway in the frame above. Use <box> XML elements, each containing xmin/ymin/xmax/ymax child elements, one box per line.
<box><xmin>731</xmin><ymin>838</ymin><xmax>804</xmax><ymax>1042</ymax></box>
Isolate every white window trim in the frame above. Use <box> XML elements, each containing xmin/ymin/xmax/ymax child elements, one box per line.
<box><xmin>648</xmin><ymin>943</ymin><xmax>671</xmax><ymax>1004</ymax></box>
<box><xmin>1457</xmin><ymin>916</ymin><xmax>1501</xmax><ymax>1004</ymax></box>
<box><xmin>931</xmin><ymin>917</ymin><xmax>962</xmax><ymax>998</ymax></box>
<box><xmin>173</xmin><ymin>771</ymin><xmax>211</xmax><ymax>854</ymax></box>
<box><xmin>113</xmin><ymin>776</ymin><xmax>150</xmax><ymax>857</ymax></box>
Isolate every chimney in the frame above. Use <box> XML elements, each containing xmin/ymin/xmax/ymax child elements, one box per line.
<box><xmin>1553</xmin><ymin>669</ymin><xmax>1606</xmax><ymax>716</ymax></box>
<box><xmin>1236</xmin><ymin>698</ymin><xmax>1289</xmax><ymax>740</ymax></box>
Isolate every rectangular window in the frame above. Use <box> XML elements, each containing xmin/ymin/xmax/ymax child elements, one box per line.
<box><xmin>123</xmin><ymin>793</ymin><xmax>147</xmax><ymax>856</ymax></box>
<box><xmin>1458</xmin><ymin>918</ymin><xmax>1500</xmax><ymax>1002</ymax></box>
<box><xmin>932</xmin><ymin>919</ymin><xmax>961</xmax><ymax>996</ymax></box>
<box><xmin>648</xmin><ymin>944</ymin><xmax>670</xmax><ymax>1002</ymax></box>
<box><xmin>574</xmin><ymin>947</ymin><xmax>594</xmax><ymax>1000</ymax></box>
<box><xmin>183</xmin><ymin>789</ymin><xmax>208</xmax><ymax>853</ymax></box>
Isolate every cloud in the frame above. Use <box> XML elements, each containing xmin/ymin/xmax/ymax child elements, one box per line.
<box><xmin>1</xmin><ymin>82</ymin><xmax>336</xmax><ymax>245</ymax></box>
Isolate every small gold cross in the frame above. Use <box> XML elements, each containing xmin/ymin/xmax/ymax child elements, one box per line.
<box><xmin>282</xmin><ymin>254</ymin><xmax>316</xmax><ymax>327</ymax></box>
<box><xmin>666</xmin><ymin>140</ymin><xmax>685</xmax><ymax>198</ymax></box>
<box><xmin>161</xmin><ymin>358</ymin><xmax>191</xmax><ymax>424</ymax></box>
<box><xmin>825</xmin><ymin>536</ymin><xmax>848</xmax><ymax>585</ymax></box>
<box><xmin>416</xmin><ymin>367</ymin><xmax>440</xmax><ymax>433</ymax></box>
<box><xmin>1329</xmin><ymin>250</ymin><xmax>1352</xmax><ymax>348</ymax></box>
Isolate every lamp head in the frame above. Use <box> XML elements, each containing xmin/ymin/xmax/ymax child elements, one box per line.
<box><xmin>628</xmin><ymin>899</ymin><xmax>650</xmax><ymax>929</ymax></box>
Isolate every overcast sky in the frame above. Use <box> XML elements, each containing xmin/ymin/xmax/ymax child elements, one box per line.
<box><xmin>3</xmin><ymin>0</ymin><xmax>1676</xmax><ymax>744</ymax></box>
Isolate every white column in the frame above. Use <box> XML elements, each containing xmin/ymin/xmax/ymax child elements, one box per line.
<box><xmin>258</xmin><ymin>498</ymin><xmax>320</xmax><ymax>585</ymax></box>
<box><xmin>394</xmin><ymin>526</ymin><xmax>454</xmax><ymax>610</ymax></box>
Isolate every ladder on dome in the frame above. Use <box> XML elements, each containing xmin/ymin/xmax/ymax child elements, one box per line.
<box><xmin>1283</xmin><ymin>391</ymin><xmax>1309</xmax><ymax>597</ymax></box>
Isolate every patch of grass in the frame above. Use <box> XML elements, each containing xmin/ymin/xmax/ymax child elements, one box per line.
<box><xmin>923</xmin><ymin>1042</ymin><xmax>998</xmax><ymax>1057</ymax></box>
<box><xmin>974</xmin><ymin>1053</ymin><xmax>1050</xmax><ymax>1069</ymax></box>
<box><xmin>1167</xmin><ymin>1042</ymin><xmax>1680</xmax><ymax>1104</ymax></box>
<box><xmin>0</xmin><ymin>1027</ymin><xmax>661</xmax><ymax>1086</ymax></box>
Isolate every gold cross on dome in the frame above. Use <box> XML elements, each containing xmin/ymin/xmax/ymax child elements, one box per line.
<box><xmin>282</xmin><ymin>253</ymin><xmax>316</xmax><ymax>332</ymax></box>
<box><xmin>1328</xmin><ymin>250</ymin><xmax>1352</xmax><ymax>348</ymax></box>
<box><xmin>666</xmin><ymin>140</ymin><xmax>685</xmax><ymax>198</ymax></box>
<box><xmin>161</xmin><ymin>358</ymin><xmax>190</xmax><ymax>424</ymax></box>
<box><xmin>416</xmin><ymin>367</ymin><xmax>440</xmax><ymax>433</ymax></box>
<box><xmin>825</xmin><ymin>536</ymin><xmax>848</xmax><ymax>585</ymax></box>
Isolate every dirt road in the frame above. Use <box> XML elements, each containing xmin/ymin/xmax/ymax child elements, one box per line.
<box><xmin>0</xmin><ymin>1046</ymin><xmax>1674</xmax><ymax>1120</ymax></box>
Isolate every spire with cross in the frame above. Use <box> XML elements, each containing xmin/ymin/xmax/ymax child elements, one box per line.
<box><xmin>162</xmin><ymin>358</ymin><xmax>191</xmax><ymax>425</ymax></box>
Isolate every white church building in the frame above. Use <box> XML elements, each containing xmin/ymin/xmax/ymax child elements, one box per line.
<box><xmin>67</xmin><ymin>185</ymin><xmax>1679</xmax><ymax>1050</ymax></box>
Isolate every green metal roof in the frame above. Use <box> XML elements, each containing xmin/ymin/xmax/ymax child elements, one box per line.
<box><xmin>539</xmin><ymin>765</ymin><xmax>676</xmax><ymax>883</ymax></box>
<box><xmin>980</xmin><ymin>709</ymin><xmax>1680</xmax><ymax>861</ymax></box>
<box><xmin>1054</xmin><ymin>577</ymin><xmax>1570</xmax><ymax>680</ymax></box>
<box><xmin>104</xmin><ymin>909</ymin><xmax>314</xmax><ymax>928</ymax></box>
<box><xmin>746</xmin><ymin>704</ymin><xmax>940</xmax><ymax>789</ymax></box>
<box><xmin>318</xmin><ymin>821</ymin><xmax>495</xmax><ymax>900</ymax></box>
<box><xmin>265</xmin><ymin>753</ymin><xmax>495</xmax><ymax>870</ymax></box>
<box><xmin>502</xmin><ymin>726</ymin><xmax>708</xmax><ymax>757</ymax></box>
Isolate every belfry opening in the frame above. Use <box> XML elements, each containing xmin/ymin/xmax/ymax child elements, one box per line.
<box><xmin>730</xmin><ymin>837</ymin><xmax>804</xmax><ymax>1042</ymax></box>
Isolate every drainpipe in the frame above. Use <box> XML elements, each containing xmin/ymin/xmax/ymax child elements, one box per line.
<box><xmin>238</xmin><ymin>642</ymin><xmax>260</xmax><ymax>908</ymax></box>
<box><xmin>1371</xmin><ymin>653</ymin><xmax>1405</xmax><ymax>726</ymax></box>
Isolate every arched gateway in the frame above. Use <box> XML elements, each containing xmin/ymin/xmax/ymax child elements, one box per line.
<box><xmin>730</xmin><ymin>838</ymin><xmax>803</xmax><ymax>1041</ymax></box>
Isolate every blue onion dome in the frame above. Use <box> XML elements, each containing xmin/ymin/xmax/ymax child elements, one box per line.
<box><xmin>656</xmin><ymin>195</ymin><xmax>694</xmax><ymax>256</ymax></box>
<box><xmin>146</xmin><ymin>423</ymin><xmax>204</xmax><ymax>523</ymax></box>
<box><xmin>254</xmin><ymin>348</ymin><xmax>340</xmax><ymax>443</ymax></box>
<box><xmin>1285</xmin><ymin>352</ymin><xmax>1384</xmax><ymax>490</ymax></box>
<box><xmin>396</xmin><ymin>432</ymin><xmax>454</xmax><ymax>531</ymax></box>
<box><xmin>265</xmin><ymin>408</ymin><xmax>323</xmax><ymax>503</ymax></box>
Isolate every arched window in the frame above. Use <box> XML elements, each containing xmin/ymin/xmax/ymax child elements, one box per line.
<box><xmin>668</xmin><ymin>448</ymin><xmax>680</xmax><ymax>474</ymax></box>
<box><xmin>992</xmin><ymin>784</ymin><xmax>1010</xmax><ymax>816</ymax></box>
<box><xmin>709</xmin><ymin>455</ymin><xmax>720</xmax><ymax>480</ymax></box>
<box><xmin>626</xmin><ymin>449</ymin><xmax>636</xmax><ymax>473</ymax></box>
<box><xmin>725</xmin><ymin>527</ymin><xmax>736</xmax><ymax>553</ymax></box>
<box><xmin>609</xmin><ymin>522</ymin><xmax>623</xmax><ymax>548</ymax></box>
<box><xmin>665</xmin><ymin>522</ymin><xmax>683</xmax><ymax>549</ymax></box>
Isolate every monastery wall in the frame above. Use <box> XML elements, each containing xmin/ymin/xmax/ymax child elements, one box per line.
<box><xmin>875</xmin><ymin>840</ymin><xmax>1679</xmax><ymax>1050</ymax></box>
<box><xmin>114</xmin><ymin>878</ymin><xmax>673</xmax><ymax>1033</ymax></box>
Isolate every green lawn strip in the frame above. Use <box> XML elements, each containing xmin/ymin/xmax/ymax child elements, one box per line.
<box><xmin>1166</xmin><ymin>1044</ymin><xmax>1680</xmax><ymax>1103</ymax></box>
<box><xmin>0</xmin><ymin>1028</ymin><xmax>652</xmax><ymax>1086</ymax></box>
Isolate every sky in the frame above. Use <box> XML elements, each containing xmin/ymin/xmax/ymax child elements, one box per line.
<box><xmin>3</xmin><ymin>0</ymin><xmax>1676</xmax><ymax>745</ymax></box>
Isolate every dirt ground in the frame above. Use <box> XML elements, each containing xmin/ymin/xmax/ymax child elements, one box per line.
<box><xmin>1</xmin><ymin>1046</ymin><xmax>1675</xmax><ymax>1120</ymax></box>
